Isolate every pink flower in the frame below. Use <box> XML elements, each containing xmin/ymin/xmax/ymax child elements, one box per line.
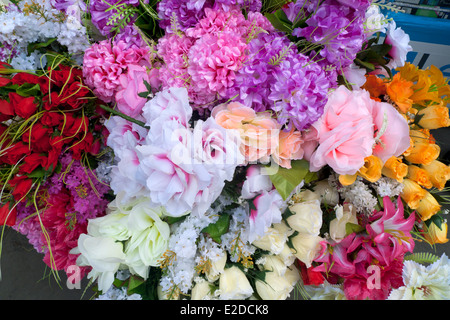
<box><xmin>249</xmin><ymin>189</ymin><xmax>284</xmax><ymax>242</ymax></box>
<box><xmin>212</xmin><ymin>102</ymin><xmax>281</xmax><ymax>163</ymax></box>
<box><xmin>272</xmin><ymin>128</ymin><xmax>305</xmax><ymax>169</ymax></box>
<box><xmin>309</xmin><ymin>86</ymin><xmax>410</xmax><ymax>175</ymax></box>
<box><xmin>115</xmin><ymin>64</ymin><xmax>152</xmax><ymax>117</ymax></box>
<box><xmin>309</xmin><ymin>86</ymin><xmax>376</xmax><ymax>175</ymax></box>
<box><xmin>371</xmin><ymin>100</ymin><xmax>411</xmax><ymax>163</ymax></box>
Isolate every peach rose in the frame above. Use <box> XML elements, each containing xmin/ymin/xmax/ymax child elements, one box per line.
<box><xmin>272</xmin><ymin>128</ymin><xmax>304</xmax><ymax>169</ymax></box>
<box><xmin>212</xmin><ymin>102</ymin><xmax>280</xmax><ymax>163</ymax></box>
<box><xmin>403</xmin><ymin>140</ymin><xmax>440</xmax><ymax>165</ymax></box>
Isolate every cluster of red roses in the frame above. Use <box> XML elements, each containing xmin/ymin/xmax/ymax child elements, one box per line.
<box><xmin>0</xmin><ymin>63</ymin><xmax>107</xmax><ymax>225</ymax></box>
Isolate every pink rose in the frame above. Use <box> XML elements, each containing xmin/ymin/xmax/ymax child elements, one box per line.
<box><xmin>371</xmin><ymin>101</ymin><xmax>411</xmax><ymax>163</ymax></box>
<box><xmin>272</xmin><ymin>128</ymin><xmax>305</xmax><ymax>169</ymax></box>
<box><xmin>309</xmin><ymin>86</ymin><xmax>376</xmax><ymax>175</ymax></box>
<box><xmin>115</xmin><ymin>64</ymin><xmax>151</xmax><ymax>117</ymax></box>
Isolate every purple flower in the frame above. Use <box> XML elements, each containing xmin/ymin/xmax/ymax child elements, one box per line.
<box><xmin>213</xmin><ymin>0</ymin><xmax>262</xmax><ymax>12</ymax></box>
<box><xmin>157</xmin><ymin>0</ymin><xmax>214</xmax><ymax>33</ymax></box>
<box><xmin>289</xmin><ymin>0</ymin><xmax>367</xmax><ymax>70</ymax></box>
<box><xmin>268</xmin><ymin>50</ymin><xmax>332</xmax><ymax>131</ymax></box>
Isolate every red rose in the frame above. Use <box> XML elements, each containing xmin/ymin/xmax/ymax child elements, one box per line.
<box><xmin>9</xmin><ymin>92</ymin><xmax>38</xmax><ymax>119</ymax></box>
<box><xmin>0</xmin><ymin>99</ymin><xmax>14</xmax><ymax>121</ymax></box>
<box><xmin>11</xmin><ymin>72</ymin><xmax>40</xmax><ymax>86</ymax></box>
<box><xmin>0</xmin><ymin>202</ymin><xmax>17</xmax><ymax>227</ymax></box>
<box><xmin>40</xmin><ymin>111</ymin><xmax>63</xmax><ymax>127</ymax></box>
<box><xmin>62</xmin><ymin>82</ymin><xmax>90</xmax><ymax>109</ymax></box>
<box><xmin>42</xmin><ymin>91</ymin><xmax>62</xmax><ymax>111</ymax></box>
<box><xmin>60</xmin><ymin>113</ymin><xmax>88</xmax><ymax>138</ymax></box>
<box><xmin>19</xmin><ymin>152</ymin><xmax>48</xmax><ymax>174</ymax></box>
<box><xmin>8</xmin><ymin>175</ymin><xmax>33</xmax><ymax>201</ymax></box>
<box><xmin>298</xmin><ymin>261</ymin><xmax>324</xmax><ymax>286</ymax></box>
<box><xmin>1</xmin><ymin>141</ymin><xmax>31</xmax><ymax>165</ymax></box>
<box><xmin>21</xmin><ymin>122</ymin><xmax>52</xmax><ymax>153</ymax></box>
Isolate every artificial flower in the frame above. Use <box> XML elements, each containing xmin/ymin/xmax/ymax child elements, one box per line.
<box><xmin>219</xmin><ymin>266</ymin><xmax>254</xmax><ymax>300</ymax></box>
<box><xmin>423</xmin><ymin>222</ymin><xmax>449</xmax><ymax>245</ymax></box>
<box><xmin>421</xmin><ymin>160</ymin><xmax>450</xmax><ymax>191</ymax></box>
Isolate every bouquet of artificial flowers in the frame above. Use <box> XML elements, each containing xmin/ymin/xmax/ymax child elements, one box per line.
<box><xmin>0</xmin><ymin>0</ymin><xmax>449</xmax><ymax>300</ymax></box>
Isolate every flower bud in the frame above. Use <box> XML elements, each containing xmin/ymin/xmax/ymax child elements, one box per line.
<box><xmin>219</xmin><ymin>266</ymin><xmax>253</xmax><ymax>300</ymax></box>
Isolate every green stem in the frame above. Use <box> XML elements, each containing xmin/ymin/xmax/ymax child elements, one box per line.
<box><xmin>99</xmin><ymin>104</ymin><xmax>149</xmax><ymax>129</ymax></box>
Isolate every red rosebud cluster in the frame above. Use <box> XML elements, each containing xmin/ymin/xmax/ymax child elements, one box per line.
<box><xmin>0</xmin><ymin>64</ymin><xmax>107</xmax><ymax>225</ymax></box>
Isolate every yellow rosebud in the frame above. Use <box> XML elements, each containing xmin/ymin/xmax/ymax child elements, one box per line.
<box><xmin>423</xmin><ymin>221</ymin><xmax>449</xmax><ymax>245</ymax></box>
<box><xmin>339</xmin><ymin>173</ymin><xmax>357</xmax><ymax>186</ymax></box>
<box><xmin>407</xmin><ymin>165</ymin><xmax>433</xmax><ymax>189</ymax></box>
<box><xmin>421</xmin><ymin>160</ymin><xmax>450</xmax><ymax>191</ymax></box>
<box><xmin>400</xmin><ymin>178</ymin><xmax>427</xmax><ymax>209</ymax></box>
<box><xmin>416</xmin><ymin>103</ymin><xmax>450</xmax><ymax>129</ymax></box>
<box><xmin>416</xmin><ymin>191</ymin><xmax>441</xmax><ymax>221</ymax></box>
<box><xmin>403</xmin><ymin>140</ymin><xmax>440</xmax><ymax>165</ymax></box>
<box><xmin>382</xmin><ymin>156</ymin><xmax>408</xmax><ymax>182</ymax></box>
<box><xmin>358</xmin><ymin>155</ymin><xmax>383</xmax><ymax>183</ymax></box>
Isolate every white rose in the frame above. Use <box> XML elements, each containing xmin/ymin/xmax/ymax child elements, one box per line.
<box><xmin>287</xmin><ymin>200</ymin><xmax>322</xmax><ymax>235</ymax></box>
<box><xmin>219</xmin><ymin>266</ymin><xmax>253</xmax><ymax>300</ymax></box>
<box><xmin>314</xmin><ymin>180</ymin><xmax>339</xmax><ymax>206</ymax></box>
<box><xmin>125</xmin><ymin>202</ymin><xmax>170</xmax><ymax>275</ymax></box>
<box><xmin>260</xmin><ymin>255</ymin><xmax>287</xmax><ymax>276</ymax></box>
<box><xmin>74</xmin><ymin>234</ymin><xmax>126</xmax><ymax>293</ymax></box>
<box><xmin>255</xmin><ymin>271</ymin><xmax>293</xmax><ymax>300</ymax></box>
<box><xmin>290</xmin><ymin>233</ymin><xmax>323</xmax><ymax>267</ymax></box>
<box><xmin>252</xmin><ymin>226</ymin><xmax>287</xmax><ymax>255</ymax></box>
<box><xmin>86</xmin><ymin>211</ymin><xmax>130</xmax><ymax>241</ymax></box>
<box><xmin>277</xmin><ymin>243</ymin><xmax>296</xmax><ymax>266</ymax></box>
<box><xmin>284</xmin><ymin>263</ymin><xmax>301</xmax><ymax>286</ymax></box>
<box><xmin>329</xmin><ymin>203</ymin><xmax>358</xmax><ymax>242</ymax></box>
<box><xmin>191</xmin><ymin>280</ymin><xmax>214</xmax><ymax>300</ymax></box>
<box><xmin>205</xmin><ymin>252</ymin><xmax>227</xmax><ymax>282</ymax></box>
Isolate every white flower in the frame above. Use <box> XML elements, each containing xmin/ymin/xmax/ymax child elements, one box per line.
<box><xmin>255</xmin><ymin>270</ymin><xmax>294</xmax><ymax>300</ymax></box>
<box><xmin>241</xmin><ymin>165</ymin><xmax>273</xmax><ymax>199</ymax></box>
<box><xmin>388</xmin><ymin>254</ymin><xmax>450</xmax><ymax>300</ymax></box>
<box><xmin>249</xmin><ymin>190</ymin><xmax>285</xmax><ymax>242</ymax></box>
<box><xmin>365</xmin><ymin>5</ymin><xmax>388</xmax><ymax>34</ymax></box>
<box><xmin>384</xmin><ymin>21</ymin><xmax>413</xmax><ymax>69</ymax></box>
<box><xmin>305</xmin><ymin>282</ymin><xmax>347</xmax><ymax>300</ymax></box>
<box><xmin>289</xmin><ymin>233</ymin><xmax>324</xmax><ymax>268</ymax></box>
<box><xmin>342</xmin><ymin>63</ymin><xmax>367</xmax><ymax>90</ymax></box>
<box><xmin>73</xmin><ymin>234</ymin><xmax>126</xmax><ymax>293</ymax></box>
<box><xmin>329</xmin><ymin>203</ymin><xmax>358</xmax><ymax>242</ymax></box>
<box><xmin>219</xmin><ymin>266</ymin><xmax>254</xmax><ymax>300</ymax></box>
<box><xmin>287</xmin><ymin>200</ymin><xmax>323</xmax><ymax>235</ymax></box>
<box><xmin>191</xmin><ymin>280</ymin><xmax>215</xmax><ymax>300</ymax></box>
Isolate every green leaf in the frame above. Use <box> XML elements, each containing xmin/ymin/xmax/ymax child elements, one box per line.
<box><xmin>127</xmin><ymin>275</ymin><xmax>146</xmax><ymax>295</ymax></box>
<box><xmin>265</xmin><ymin>9</ymin><xmax>293</xmax><ymax>33</ymax></box>
<box><xmin>404</xmin><ymin>252</ymin><xmax>440</xmax><ymax>265</ymax></box>
<box><xmin>345</xmin><ymin>222</ymin><xmax>365</xmax><ymax>235</ymax></box>
<box><xmin>16</xmin><ymin>83</ymin><xmax>41</xmax><ymax>97</ymax></box>
<box><xmin>27</xmin><ymin>37</ymin><xmax>57</xmax><ymax>54</ymax></box>
<box><xmin>267</xmin><ymin>159</ymin><xmax>311</xmax><ymax>200</ymax></box>
<box><xmin>202</xmin><ymin>213</ymin><xmax>231</xmax><ymax>244</ymax></box>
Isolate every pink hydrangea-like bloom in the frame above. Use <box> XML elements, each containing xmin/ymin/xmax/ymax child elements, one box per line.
<box><xmin>187</xmin><ymin>32</ymin><xmax>247</xmax><ymax>105</ymax></box>
<box><xmin>82</xmin><ymin>40</ymin><xmax>152</xmax><ymax>103</ymax></box>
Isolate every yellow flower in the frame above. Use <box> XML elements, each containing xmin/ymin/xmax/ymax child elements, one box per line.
<box><xmin>400</xmin><ymin>178</ymin><xmax>427</xmax><ymax>209</ymax></box>
<box><xmin>416</xmin><ymin>103</ymin><xmax>450</xmax><ymax>129</ymax></box>
<box><xmin>421</xmin><ymin>160</ymin><xmax>450</xmax><ymax>191</ymax></box>
<box><xmin>382</xmin><ymin>156</ymin><xmax>408</xmax><ymax>182</ymax></box>
<box><xmin>416</xmin><ymin>191</ymin><xmax>441</xmax><ymax>221</ymax></box>
<box><xmin>407</xmin><ymin>165</ymin><xmax>433</xmax><ymax>189</ymax></box>
<box><xmin>423</xmin><ymin>221</ymin><xmax>449</xmax><ymax>245</ymax></box>
<box><xmin>404</xmin><ymin>130</ymin><xmax>440</xmax><ymax>165</ymax></box>
<box><xmin>339</xmin><ymin>155</ymin><xmax>383</xmax><ymax>186</ymax></box>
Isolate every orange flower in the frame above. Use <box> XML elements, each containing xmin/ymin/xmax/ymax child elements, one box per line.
<box><xmin>382</xmin><ymin>156</ymin><xmax>408</xmax><ymax>182</ymax></box>
<box><xmin>397</xmin><ymin>62</ymin><xmax>419</xmax><ymax>83</ymax></box>
<box><xmin>400</xmin><ymin>178</ymin><xmax>427</xmax><ymax>209</ymax></box>
<box><xmin>423</xmin><ymin>221</ymin><xmax>449</xmax><ymax>244</ymax></box>
<box><xmin>407</xmin><ymin>165</ymin><xmax>433</xmax><ymax>189</ymax></box>
<box><xmin>386</xmin><ymin>73</ymin><xmax>414</xmax><ymax>113</ymax></box>
<box><xmin>404</xmin><ymin>130</ymin><xmax>440</xmax><ymax>165</ymax></box>
<box><xmin>415</xmin><ymin>191</ymin><xmax>441</xmax><ymax>221</ymax></box>
<box><xmin>362</xmin><ymin>74</ymin><xmax>386</xmax><ymax>101</ymax></box>
<box><xmin>416</xmin><ymin>103</ymin><xmax>450</xmax><ymax>129</ymax></box>
<box><xmin>421</xmin><ymin>160</ymin><xmax>450</xmax><ymax>190</ymax></box>
<box><xmin>339</xmin><ymin>155</ymin><xmax>383</xmax><ymax>186</ymax></box>
<box><xmin>424</xmin><ymin>65</ymin><xmax>450</xmax><ymax>103</ymax></box>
